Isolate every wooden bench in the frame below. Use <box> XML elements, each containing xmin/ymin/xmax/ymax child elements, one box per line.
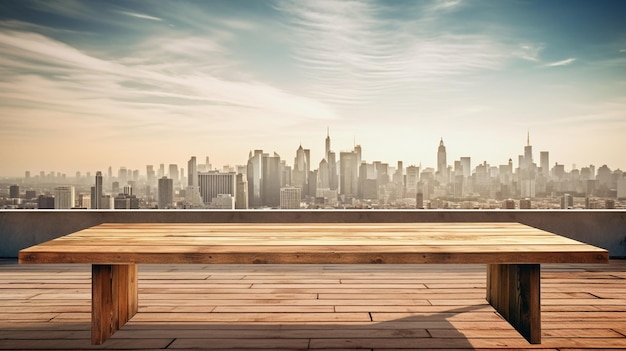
<box><xmin>18</xmin><ymin>222</ymin><xmax>609</xmax><ymax>345</ymax></box>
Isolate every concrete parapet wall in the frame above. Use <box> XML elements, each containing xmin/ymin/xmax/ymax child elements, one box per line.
<box><xmin>1</xmin><ymin>210</ymin><xmax>625</xmax><ymax>258</ymax></box>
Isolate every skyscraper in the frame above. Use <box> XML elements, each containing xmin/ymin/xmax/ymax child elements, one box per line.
<box><xmin>317</xmin><ymin>158</ymin><xmax>329</xmax><ymax>189</ymax></box>
<box><xmin>520</xmin><ymin>134</ymin><xmax>536</xmax><ymax>198</ymax></box>
<box><xmin>146</xmin><ymin>165</ymin><xmax>155</xmax><ymax>187</ymax></box>
<box><xmin>188</xmin><ymin>156</ymin><xmax>197</xmax><ymax>187</ymax></box>
<box><xmin>247</xmin><ymin>150</ymin><xmax>264</xmax><ymax>208</ymax></box>
<box><xmin>460</xmin><ymin>157</ymin><xmax>471</xmax><ymax>178</ymax></box>
<box><xmin>158</xmin><ymin>177</ymin><xmax>174</xmax><ymax>209</ymax></box>
<box><xmin>328</xmin><ymin>151</ymin><xmax>338</xmax><ymax>190</ymax></box>
<box><xmin>168</xmin><ymin>164</ymin><xmax>179</xmax><ymax>185</ymax></box>
<box><xmin>325</xmin><ymin>127</ymin><xmax>331</xmax><ymax>161</ymax></box>
<box><xmin>540</xmin><ymin>151</ymin><xmax>549</xmax><ymax>178</ymax></box>
<box><xmin>262</xmin><ymin>152</ymin><xmax>282</xmax><ymax>207</ymax></box>
<box><xmin>437</xmin><ymin>138</ymin><xmax>447</xmax><ymax>183</ymax></box>
<box><xmin>235</xmin><ymin>173</ymin><xmax>248</xmax><ymax>209</ymax></box>
<box><xmin>292</xmin><ymin>145</ymin><xmax>309</xmax><ymax>195</ymax></box>
<box><xmin>405</xmin><ymin>165</ymin><xmax>420</xmax><ymax>197</ymax></box>
<box><xmin>198</xmin><ymin>171</ymin><xmax>236</xmax><ymax>205</ymax></box>
<box><xmin>339</xmin><ymin>151</ymin><xmax>358</xmax><ymax>198</ymax></box>
<box><xmin>280</xmin><ymin>187</ymin><xmax>301</xmax><ymax>209</ymax></box>
<box><xmin>9</xmin><ymin>185</ymin><xmax>19</xmax><ymax>198</ymax></box>
<box><xmin>91</xmin><ymin>171</ymin><xmax>103</xmax><ymax>209</ymax></box>
<box><xmin>54</xmin><ymin>186</ymin><xmax>75</xmax><ymax>209</ymax></box>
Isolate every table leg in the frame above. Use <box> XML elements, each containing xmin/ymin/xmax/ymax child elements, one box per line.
<box><xmin>92</xmin><ymin>264</ymin><xmax>138</xmax><ymax>345</ymax></box>
<box><xmin>486</xmin><ymin>264</ymin><xmax>541</xmax><ymax>344</ymax></box>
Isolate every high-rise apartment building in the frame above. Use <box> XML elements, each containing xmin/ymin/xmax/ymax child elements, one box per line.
<box><xmin>9</xmin><ymin>185</ymin><xmax>19</xmax><ymax>198</ymax></box>
<box><xmin>188</xmin><ymin>156</ymin><xmax>197</xmax><ymax>187</ymax></box>
<box><xmin>540</xmin><ymin>151</ymin><xmax>549</xmax><ymax>177</ymax></box>
<box><xmin>328</xmin><ymin>151</ymin><xmax>338</xmax><ymax>191</ymax></box>
<box><xmin>91</xmin><ymin>171</ymin><xmax>103</xmax><ymax>209</ymax></box>
<box><xmin>158</xmin><ymin>164</ymin><xmax>165</xmax><ymax>178</ymax></box>
<box><xmin>146</xmin><ymin>165</ymin><xmax>155</xmax><ymax>187</ymax></box>
<box><xmin>235</xmin><ymin>173</ymin><xmax>248</xmax><ymax>209</ymax></box>
<box><xmin>118</xmin><ymin>167</ymin><xmax>128</xmax><ymax>185</ymax></box>
<box><xmin>37</xmin><ymin>195</ymin><xmax>55</xmax><ymax>209</ymax></box>
<box><xmin>280</xmin><ymin>187</ymin><xmax>301</xmax><ymax>209</ymax></box>
<box><xmin>54</xmin><ymin>186</ymin><xmax>75</xmax><ymax>209</ymax></box>
<box><xmin>168</xmin><ymin>164</ymin><xmax>179</xmax><ymax>185</ymax></box>
<box><xmin>247</xmin><ymin>150</ymin><xmax>264</xmax><ymax>208</ymax></box>
<box><xmin>339</xmin><ymin>151</ymin><xmax>358</xmax><ymax>198</ymax></box>
<box><xmin>198</xmin><ymin>171</ymin><xmax>236</xmax><ymax>205</ymax></box>
<box><xmin>262</xmin><ymin>153</ymin><xmax>282</xmax><ymax>207</ymax></box>
<box><xmin>209</xmin><ymin>194</ymin><xmax>235</xmax><ymax>209</ymax></box>
<box><xmin>460</xmin><ymin>157</ymin><xmax>471</xmax><ymax>179</ymax></box>
<box><xmin>405</xmin><ymin>166</ymin><xmax>420</xmax><ymax>197</ymax></box>
<box><xmin>158</xmin><ymin>177</ymin><xmax>174</xmax><ymax>209</ymax></box>
<box><xmin>317</xmin><ymin>159</ymin><xmax>329</xmax><ymax>189</ymax></box>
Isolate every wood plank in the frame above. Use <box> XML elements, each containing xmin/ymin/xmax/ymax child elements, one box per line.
<box><xmin>19</xmin><ymin>223</ymin><xmax>609</xmax><ymax>265</ymax></box>
<box><xmin>486</xmin><ymin>264</ymin><xmax>541</xmax><ymax>344</ymax></box>
<box><xmin>90</xmin><ymin>264</ymin><xmax>137</xmax><ymax>345</ymax></box>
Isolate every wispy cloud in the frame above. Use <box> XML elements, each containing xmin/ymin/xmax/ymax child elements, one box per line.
<box><xmin>428</xmin><ymin>0</ymin><xmax>464</xmax><ymax>12</ymax></box>
<box><xmin>276</xmin><ymin>0</ymin><xmax>505</xmax><ymax>107</ymax></box>
<box><xmin>118</xmin><ymin>11</ymin><xmax>163</xmax><ymax>22</ymax></box>
<box><xmin>513</xmin><ymin>43</ymin><xmax>544</xmax><ymax>62</ymax></box>
<box><xmin>546</xmin><ymin>57</ymin><xmax>576</xmax><ymax>67</ymax></box>
<box><xmin>0</xmin><ymin>27</ymin><xmax>336</xmax><ymax>142</ymax></box>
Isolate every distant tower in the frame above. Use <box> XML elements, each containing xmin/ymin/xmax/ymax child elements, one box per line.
<box><xmin>437</xmin><ymin>138</ymin><xmax>447</xmax><ymax>183</ymax></box>
<box><xmin>524</xmin><ymin>132</ymin><xmax>533</xmax><ymax>168</ymax></box>
<box><xmin>158</xmin><ymin>177</ymin><xmax>174</xmax><ymax>209</ymax></box>
<box><xmin>235</xmin><ymin>173</ymin><xmax>248</xmax><ymax>209</ymax></box>
<box><xmin>91</xmin><ymin>171</ymin><xmax>103</xmax><ymax>209</ymax></box>
<box><xmin>188</xmin><ymin>156</ymin><xmax>197</xmax><ymax>187</ymax></box>
<box><xmin>168</xmin><ymin>164</ymin><xmax>179</xmax><ymax>185</ymax></box>
<box><xmin>540</xmin><ymin>151</ymin><xmax>549</xmax><ymax>178</ymax></box>
<box><xmin>339</xmin><ymin>151</ymin><xmax>358</xmax><ymax>197</ymax></box>
<box><xmin>9</xmin><ymin>185</ymin><xmax>19</xmax><ymax>199</ymax></box>
<box><xmin>323</xmin><ymin>128</ymin><xmax>337</xmax><ymax>191</ymax></box>
<box><xmin>280</xmin><ymin>187</ymin><xmax>302</xmax><ymax>209</ymax></box>
<box><xmin>247</xmin><ymin>150</ymin><xmax>264</xmax><ymax>208</ymax></box>
<box><xmin>325</xmin><ymin>127</ymin><xmax>331</xmax><ymax>161</ymax></box>
<box><xmin>54</xmin><ymin>186</ymin><xmax>75</xmax><ymax>209</ymax></box>
<box><xmin>520</xmin><ymin>133</ymin><xmax>536</xmax><ymax>198</ymax></box>
<box><xmin>293</xmin><ymin>144</ymin><xmax>309</xmax><ymax>194</ymax></box>
<box><xmin>198</xmin><ymin>171</ymin><xmax>236</xmax><ymax>205</ymax></box>
<box><xmin>262</xmin><ymin>153</ymin><xmax>282</xmax><ymax>207</ymax></box>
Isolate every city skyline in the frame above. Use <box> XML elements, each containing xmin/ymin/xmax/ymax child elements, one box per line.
<box><xmin>1</xmin><ymin>0</ymin><xmax>625</xmax><ymax>176</ymax></box>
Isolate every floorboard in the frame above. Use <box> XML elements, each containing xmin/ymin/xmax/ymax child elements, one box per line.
<box><xmin>1</xmin><ymin>259</ymin><xmax>625</xmax><ymax>350</ymax></box>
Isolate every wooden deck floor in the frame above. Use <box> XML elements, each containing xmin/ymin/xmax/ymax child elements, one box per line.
<box><xmin>1</xmin><ymin>259</ymin><xmax>625</xmax><ymax>350</ymax></box>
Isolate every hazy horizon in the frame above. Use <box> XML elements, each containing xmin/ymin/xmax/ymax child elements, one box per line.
<box><xmin>1</xmin><ymin>0</ymin><xmax>625</xmax><ymax>177</ymax></box>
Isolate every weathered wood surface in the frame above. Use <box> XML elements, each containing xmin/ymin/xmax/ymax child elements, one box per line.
<box><xmin>487</xmin><ymin>264</ymin><xmax>541</xmax><ymax>343</ymax></box>
<box><xmin>1</xmin><ymin>260</ymin><xmax>625</xmax><ymax>350</ymax></box>
<box><xmin>91</xmin><ymin>264</ymin><xmax>137</xmax><ymax>344</ymax></box>
<box><xmin>18</xmin><ymin>223</ymin><xmax>608</xmax><ymax>265</ymax></box>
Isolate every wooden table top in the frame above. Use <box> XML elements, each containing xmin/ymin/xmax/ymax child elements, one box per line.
<box><xmin>18</xmin><ymin>223</ymin><xmax>609</xmax><ymax>265</ymax></box>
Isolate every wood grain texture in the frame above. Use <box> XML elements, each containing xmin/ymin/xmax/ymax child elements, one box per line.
<box><xmin>91</xmin><ymin>264</ymin><xmax>137</xmax><ymax>345</ymax></box>
<box><xmin>18</xmin><ymin>223</ymin><xmax>609</xmax><ymax>265</ymax></box>
<box><xmin>2</xmin><ymin>261</ymin><xmax>625</xmax><ymax>350</ymax></box>
<box><xmin>487</xmin><ymin>264</ymin><xmax>541</xmax><ymax>344</ymax></box>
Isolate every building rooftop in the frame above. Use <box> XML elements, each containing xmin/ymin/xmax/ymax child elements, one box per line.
<box><xmin>1</xmin><ymin>259</ymin><xmax>625</xmax><ymax>350</ymax></box>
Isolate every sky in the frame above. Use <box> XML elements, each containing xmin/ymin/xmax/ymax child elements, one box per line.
<box><xmin>1</xmin><ymin>0</ymin><xmax>625</xmax><ymax>177</ymax></box>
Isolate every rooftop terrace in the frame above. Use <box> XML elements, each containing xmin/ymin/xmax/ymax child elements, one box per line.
<box><xmin>1</xmin><ymin>260</ymin><xmax>625</xmax><ymax>350</ymax></box>
<box><xmin>2</xmin><ymin>210</ymin><xmax>625</xmax><ymax>349</ymax></box>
